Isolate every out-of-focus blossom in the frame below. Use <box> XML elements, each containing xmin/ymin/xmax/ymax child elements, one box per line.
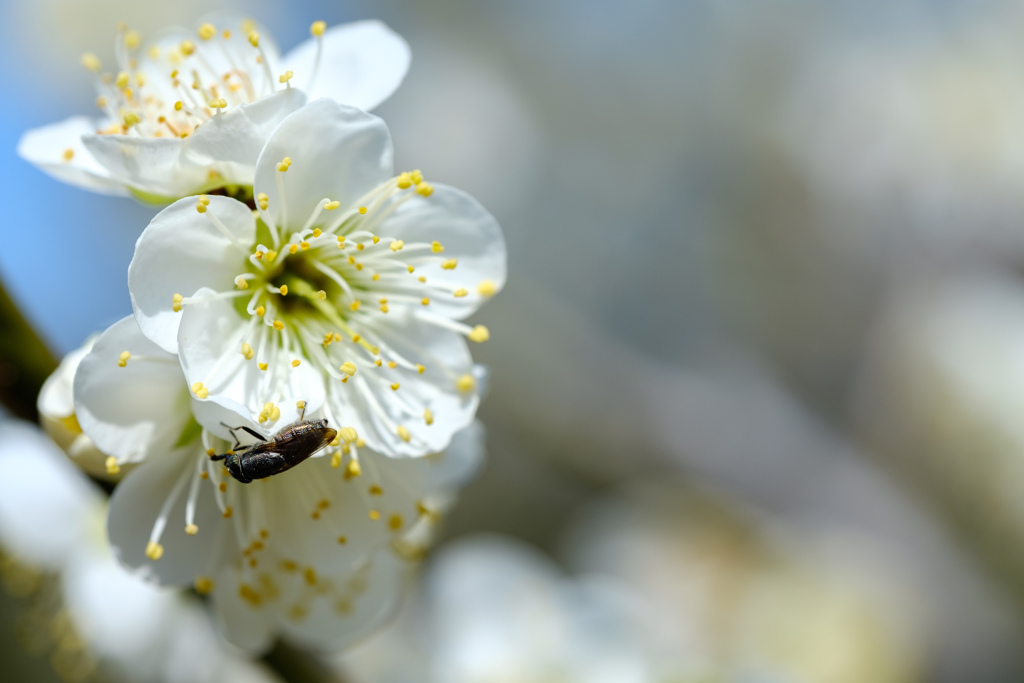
<box><xmin>566</xmin><ymin>482</ymin><xmax>925</xmax><ymax>683</ymax></box>
<box><xmin>128</xmin><ymin>99</ymin><xmax>505</xmax><ymax>456</ymax></box>
<box><xmin>73</xmin><ymin>316</ymin><xmax>484</xmax><ymax>651</ymax></box>
<box><xmin>855</xmin><ymin>270</ymin><xmax>1024</xmax><ymax>592</ymax></box>
<box><xmin>18</xmin><ymin>15</ymin><xmax>409</xmax><ymax>202</ymax></box>
<box><xmin>0</xmin><ymin>421</ymin><xmax>280</xmax><ymax>682</ymax></box>
<box><xmin>37</xmin><ymin>333</ymin><xmax>126</xmax><ymax>481</ymax></box>
<box><xmin>338</xmin><ymin>536</ymin><xmax>681</xmax><ymax>683</ymax></box>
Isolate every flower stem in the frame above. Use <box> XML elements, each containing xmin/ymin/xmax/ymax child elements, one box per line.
<box><xmin>0</xmin><ymin>278</ymin><xmax>57</xmax><ymax>422</ymax></box>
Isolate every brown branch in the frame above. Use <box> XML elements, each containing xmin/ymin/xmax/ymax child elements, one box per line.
<box><xmin>0</xmin><ymin>278</ymin><xmax>57</xmax><ymax>422</ymax></box>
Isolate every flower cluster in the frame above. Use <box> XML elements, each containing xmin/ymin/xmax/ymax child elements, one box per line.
<box><xmin>24</xmin><ymin>13</ymin><xmax>504</xmax><ymax>653</ymax></box>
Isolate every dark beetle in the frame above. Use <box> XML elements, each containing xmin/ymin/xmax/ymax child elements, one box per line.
<box><xmin>211</xmin><ymin>417</ymin><xmax>337</xmax><ymax>483</ymax></box>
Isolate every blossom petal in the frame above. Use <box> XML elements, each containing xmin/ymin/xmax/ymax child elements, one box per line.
<box><xmin>0</xmin><ymin>423</ymin><xmax>103</xmax><ymax>570</ymax></box>
<box><xmin>283</xmin><ymin>548</ymin><xmax>412</xmax><ymax>651</ymax></box>
<box><xmin>254</xmin><ymin>99</ymin><xmax>393</xmax><ymax>231</ymax></box>
<box><xmin>211</xmin><ymin>565</ymin><xmax>278</xmax><ymax>653</ymax></box>
<box><xmin>381</xmin><ymin>183</ymin><xmax>507</xmax><ymax>319</ymax></box>
<box><xmin>82</xmin><ymin>133</ymin><xmax>205</xmax><ymax>201</ymax></box>
<box><xmin>130</xmin><ymin>196</ymin><xmax>255</xmax><ymax>353</ymax></box>
<box><xmin>177</xmin><ymin>291</ymin><xmax>326</xmax><ymax>430</ymax></box>
<box><xmin>107</xmin><ymin>445</ymin><xmax>228</xmax><ymax>586</ymax></box>
<box><xmin>330</xmin><ymin>315</ymin><xmax>478</xmax><ymax>456</ymax></box>
<box><xmin>281</xmin><ymin>21</ymin><xmax>410</xmax><ymax>111</ymax></box>
<box><xmin>17</xmin><ymin>117</ymin><xmax>129</xmax><ymax>196</ymax></box>
<box><xmin>74</xmin><ymin>316</ymin><xmax>191</xmax><ymax>463</ymax></box>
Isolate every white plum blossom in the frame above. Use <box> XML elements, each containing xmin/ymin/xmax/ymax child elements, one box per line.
<box><xmin>17</xmin><ymin>15</ymin><xmax>410</xmax><ymax>202</ymax></box>
<box><xmin>128</xmin><ymin>98</ymin><xmax>506</xmax><ymax>457</ymax></box>
<box><xmin>73</xmin><ymin>316</ymin><xmax>484</xmax><ymax>652</ymax></box>
<box><xmin>0</xmin><ymin>421</ymin><xmax>280</xmax><ymax>683</ymax></box>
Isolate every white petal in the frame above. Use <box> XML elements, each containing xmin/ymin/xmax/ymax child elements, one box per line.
<box><xmin>182</xmin><ymin>89</ymin><xmax>307</xmax><ymax>185</ymax></box>
<box><xmin>282</xmin><ymin>21</ymin><xmax>410</xmax><ymax>111</ymax></box>
<box><xmin>381</xmin><ymin>183</ymin><xmax>506</xmax><ymax>319</ymax></box>
<box><xmin>107</xmin><ymin>445</ymin><xmax>228</xmax><ymax>586</ymax></box>
<box><xmin>74</xmin><ymin>316</ymin><xmax>191</xmax><ymax>463</ymax></box>
<box><xmin>211</xmin><ymin>566</ymin><xmax>277</xmax><ymax>653</ymax></box>
<box><xmin>18</xmin><ymin>117</ymin><xmax>129</xmax><ymax>196</ymax></box>
<box><xmin>254</xmin><ymin>99</ymin><xmax>393</xmax><ymax>230</ymax></box>
<box><xmin>130</xmin><ymin>196</ymin><xmax>255</xmax><ymax>353</ymax></box>
<box><xmin>38</xmin><ymin>334</ymin><xmax>97</xmax><ymax>420</ymax></box>
<box><xmin>0</xmin><ymin>422</ymin><xmax>103</xmax><ymax>570</ymax></box>
<box><xmin>333</xmin><ymin>316</ymin><xmax>478</xmax><ymax>456</ymax></box>
<box><xmin>283</xmin><ymin>549</ymin><xmax>412</xmax><ymax>651</ymax></box>
<box><xmin>177</xmin><ymin>291</ymin><xmax>326</xmax><ymax>430</ymax></box>
<box><xmin>82</xmin><ymin>133</ymin><xmax>207</xmax><ymax>201</ymax></box>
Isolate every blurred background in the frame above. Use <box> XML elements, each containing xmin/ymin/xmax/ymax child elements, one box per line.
<box><xmin>5</xmin><ymin>0</ymin><xmax>1024</xmax><ymax>680</ymax></box>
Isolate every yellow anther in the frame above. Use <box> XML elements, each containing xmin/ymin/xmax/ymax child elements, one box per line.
<box><xmin>196</xmin><ymin>200</ymin><xmax>207</xmax><ymax>214</ymax></box>
<box><xmin>223</xmin><ymin>29</ymin><xmax>232</xmax><ymax>39</ymax></box>
<box><xmin>374</xmin><ymin>359</ymin><xmax>382</xmax><ymax>367</ymax></box>
<box><xmin>312</xmin><ymin>228</ymin><xmax>322</xmax><ymax>238</ymax></box>
<box><xmin>248</xmin><ymin>31</ymin><xmax>260</xmax><ymax>47</ymax></box>
<box><xmin>257</xmin><ymin>192</ymin><xmax>269</xmax><ymax>210</ymax></box>
<box><xmin>223</xmin><ymin>506</ymin><xmax>234</xmax><ymax>518</ymax></box>
<box><xmin>61</xmin><ymin>148</ymin><xmax>74</xmax><ymax>163</ymax></box>
<box><xmin>123</xmin><ymin>111</ymin><xmax>142</xmax><ymax>127</ymax></box>
<box><xmin>270</xmin><ymin>405</ymin><xmax>280</xmax><ymax>421</ymax></box>
<box><xmin>258</xmin><ymin>362</ymin><xmax>268</xmax><ymax>371</ymax></box>
<box><xmin>218</xmin><ymin>482</ymin><xmax>227</xmax><ymax>493</ymax></box>
<box><xmin>358</xmin><ymin>206</ymin><xmax>367</xmax><ymax>214</ymax></box>
<box><xmin>456</xmin><ymin>374</ymin><xmax>476</xmax><ymax>392</ymax></box>
<box><xmin>279</xmin><ymin>284</ymin><xmax>289</xmax><ymax>296</ymax></box>
<box><xmin>296</xmin><ymin>400</ymin><xmax>306</xmax><ymax>412</ymax></box>
<box><xmin>346</xmin><ymin>459</ymin><xmax>362</xmax><ymax>478</ymax></box>
<box><xmin>424</xmin><ymin>409</ymin><xmax>434</xmax><ymax>425</ymax></box>
<box><xmin>389</xmin><ymin>514</ymin><xmax>404</xmax><ymax>531</ymax></box>
<box><xmin>371</xmin><ymin>235</ymin><xmax>380</xmax><ymax>244</ymax></box>
<box><xmin>185</xmin><ymin>524</ymin><xmax>198</xmax><ymax>536</ymax></box>
<box><xmin>356</xmin><ymin>438</ymin><xmax>366</xmax><ymax>447</ymax></box>
<box><xmin>339</xmin><ymin>427</ymin><xmax>358</xmax><ymax>443</ymax></box>
<box><xmin>397</xmin><ymin>425</ymin><xmax>411</xmax><ymax>442</ymax></box>
<box><xmin>278</xmin><ymin>161</ymin><xmax>290</xmax><ymax>173</ymax></box>
<box><xmin>390</xmin><ymin>383</ymin><xmax>400</xmax><ymax>391</ymax></box>
<box><xmin>241</xmin><ymin>342</ymin><xmax>254</xmax><ymax>360</ymax></box>
<box><xmin>209</xmin><ymin>98</ymin><xmax>228</xmax><ymax>109</ymax></box>
<box><xmin>380</xmin><ymin>304</ymin><xmax>389</xmax><ymax>313</ymax></box>
<box><xmin>325</xmin><ymin>200</ymin><xmax>340</xmax><ymax>210</ymax></box>
<box><xmin>206</xmin><ymin>448</ymin><xmax>216</xmax><ymax>457</ymax></box>
<box><xmin>191</xmin><ymin>382</ymin><xmax>209</xmax><ymax>399</ymax></box>
<box><xmin>339</xmin><ymin>361</ymin><xmax>357</xmax><ymax>376</ymax></box>
<box><xmin>254</xmin><ymin>250</ymin><xmax>265</xmax><ymax>260</ymax></box>
<box><xmin>369</xmin><ymin>484</ymin><xmax>383</xmax><ymax>496</ymax></box>
<box><xmin>349</xmin><ymin>300</ymin><xmax>361</xmax><ymax>311</ymax></box>
<box><xmin>235</xmin><ymin>277</ymin><xmax>248</xmax><ymax>290</ymax></box>
<box><xmin>311</xmin><ymin>20</ymin><xmax>326</xmax><ymax>36</ymax></box>
<box><xmin>330</xmin><ymin>452</ymin><xmax>342</xmax><ymax>468</ymax></box>
<box><xmin>291</xmin><ymin>359</ymin><xmax>301</xmax><ymax>367</ymax></box>
<box><xmin>333</xmin><ymin>332</ymin><xmax>342</xmax><ymax>342</ymax></box>
<box><xmin>279</xmin><ymin>70</ymin><xmax>294</xmax><ymax>84</ymax></box>
<box><xmin>95</xmin><ymin>96</ymin><xmax>108</xmax><ymax>108</ymax></box>
<box><xmin>386</xmin><ymin>359</ymin><xmax>396</xmax><ymax>367</ymax></box>
<box><xmin>194</xmin><ymin>577</ymin><xmax>214</xmax><ymax>594</ymax></box>
<box><xmin>369</xmin><ymin>510</ymin><xmax>381</xmax><ymax>520</ymax></box>
<box><xmin>468</xmin><ymin>325</ymin><xmax>490</xmax><ymax>342</ymax></box>
<box><xmin>80</xmin><ymin>53</ymin><xmax>101</xmax><ymax>72</ymax></box>
<box><xmin>478</xmin><ymin>280</ymin><xmax>498</xmax><ymax>297</ymax></box>
<box><xmin>273</xmin><ymin>320</ymin><xmax>284</xmax><ymax>330</ymax></box>
<box><xmin>312</xmin><ymin>289</ymin><xmax>326</xmax><ymax>302</ymax></box>
<box><xmin>124</xmin><ymin>30</ymin><xmax>141</xmax><ymax>49</ymax></box>
<box><xmin>337</xmin><ymin>235</ymin><xmax>346</xmax><ymax>244</ymax></box>
<box><xmin>416</xmin><ymin>364</ymin><xmax>426</xmax><ymax>375</ymax></box>
<box><xmin>390</xmin><ymin>240</ymin><xmax>404</xmax><ymax>252</ymax></box>
<box><xmin>396</xmin><ymin>172</ymin><xmax>412</xmax><ymax>189</ymax></box>
<box><xmin>356</xmin><ymin>243</ymin><xmax>365</xmax><ymax>251</ymax></box>
<box><xmin>419</xmin><ymin>276</ymin><xmax>427</xmax><ymax>283</ymax></box>
<box><xmin>416</xmin><ymin>182</ymin><xmax>434</xmax><ymax>197</ymax></box>
<box><xmin>265</xmin><ymin>250</ymin><xmax>277</xmax><ymax>262</ymax></box>
<box><xmin>410</xmin><ymin>169</ymin><xmax>423</xmax><ymax>184</ymax></box>
<box><xmin>304</xmin><ymin>567</ymin><xmax>317</xmax><ymax>585</ymax></box>
<box><xmin>136</xmin><ymin>72</ymin><xmax>146</xmax><ymax>87</ymax></box>
<box><xmin>442</xmin><ymin>259</ymin><xmax>458</xmax><ymax>270</ymax></box>
<box><xmin>198</xmin><ymin>23</ymin><xmax>216</xmax><ymax>40</ymax></box>
<box><xmin>145</xmin><ymin>541</ymin><xmax>164</xmax><ymax>560</ymax></box>
<box><xmin>421</xmin><ymin>297</ymin><xmax>430</xmax><ymax>306</ymax></box>
<box><xmin>408</xmin><ymin>265</ymin><xmax>415</xmax><ymax>273</ymax></box>
<box><xmin>255</xmin><ymin>305</ymin><xmax>266</xmax><ymax>317</ymax></box>
<box><xmin>432</xmin><ymin>241</ymin><xmax>444</xmax><ymax>253</ymax></box>
<box><xmin>115</xmin><ymin>71</ymin><xmax>130</xmax><ymax>88</ymax></box>
<box><xmin>172</xmin><ymin>293</ymin><xmax>183</xmax><ymax>312</ymax></box>
<box><xmin>300</xmin><ymin>241</ymin><xmax>310</xmax><ymax>250</ymax></box>
<box><xmin>337</xmin><ymin>536</ymin><xmax>347</xmax><ymax>545</ymax></box>
<box><xmin>174</xmin><ymin>100</ymin><xmax>184</xmax><ymax>112</ymax></box>
<box><xmin>454</xmin><ymin>288</ymin><xmax>468</xmax><ymax>297</ymax></box>
<box><xmin>105</xmin><ymin>456</ymin><xmax>120</xmax><ymax>475</ymax></box>
<box><xmin>118</xmin><ymin>350</ymin><xmax>131</xmax><ymax>362</ymax></box>
<box><xmin>180</xmin><ymin>40</ymin><xmax>195</xmax><ymax>56</ymax></box>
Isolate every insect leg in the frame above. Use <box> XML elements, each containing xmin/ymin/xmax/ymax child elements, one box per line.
<box><xmin>220</xmin><ymin>422</ymin><xmax>244</xmax><ymax>450</ymax></box>
<box><xmin>240</xmin><ymin>426</ymin><xmax>267</xmax><ymax>442</ymax></box>
<box><xmin>209</xmin><ymin>452</ymin><xmax>227</xmax><ymax>462</ymax></box>
<box><xmin>299</xmin><ymin>402</ymin><xmax>306</xmax><ymax>421</ymax></box>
